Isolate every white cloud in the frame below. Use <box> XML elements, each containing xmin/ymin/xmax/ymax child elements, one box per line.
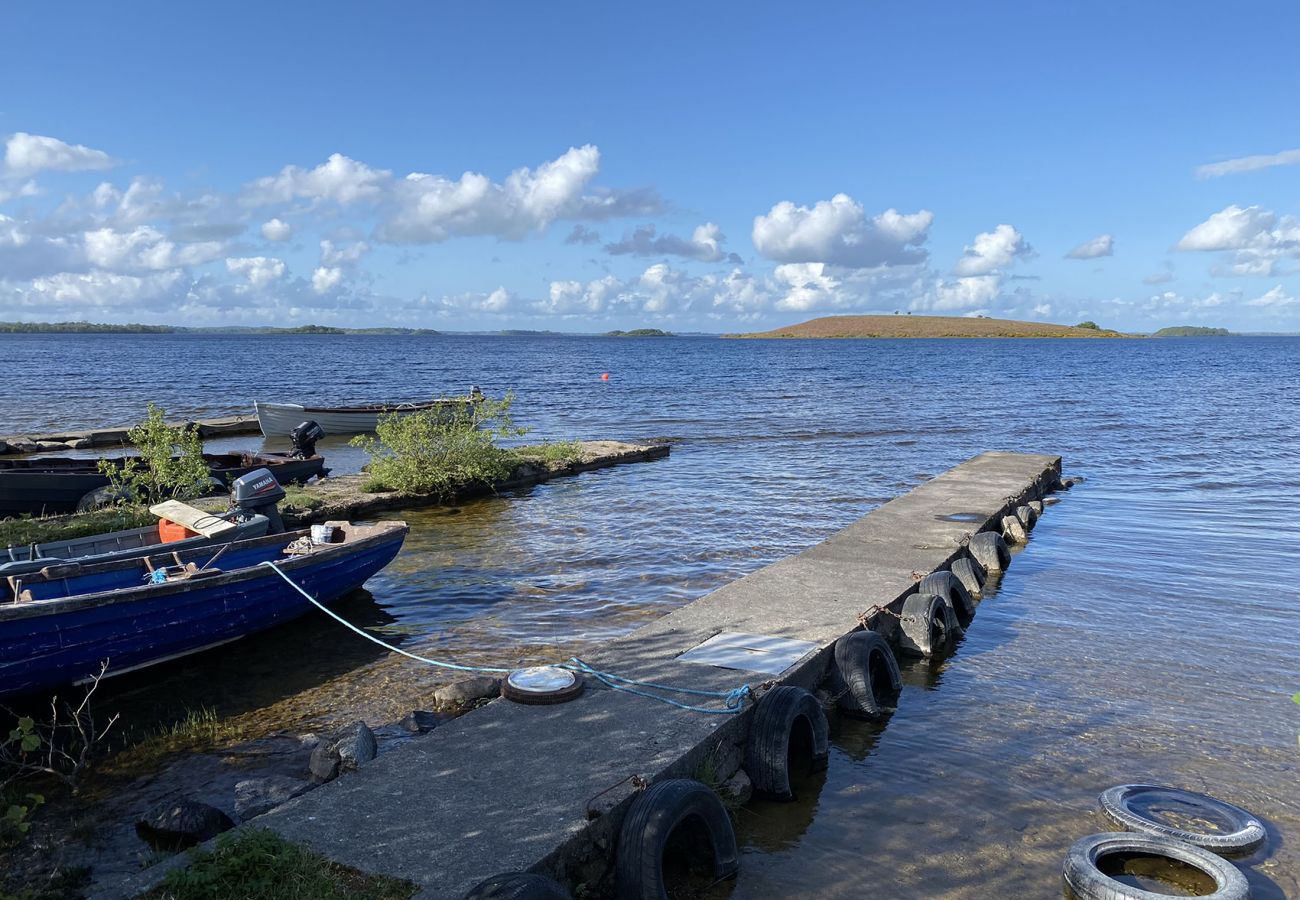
<box><xmin>605</xmin><ymin>222</ymin><xmax>738</xmax><ymax>263</ymax></box>
<box><xmin>952</xmin><ymin>224</ymin><xmax>1033</xmax><ymax>276</ymax></box>
<box><xmin>426</xmin><ymin>286</ymin><xmax>516</xmax><ymax>315</ymax></box>
<box><xmin>0</xmin><ymin>180</ymin><xmax>38</xmax><ymax>203</ymax></box>
<box><xmin>752</xmin><ymin>193</ymin><xmax>933</xmax><ymax>268</ymax></box>
<box><xmin>1246</xmin><ymin>285</ymin><xmax>1296</xmax><ymax>308</ymax></box>
<box><xmin>311</xmin><ymin>266</ymin><xmax>343</xmax><ymax>294</ymax></box>
<box><xmin>1176</xmin><ymin>204</ymin><xmax>1300</xmax><ymax>276</ymax></box>
<box><xmin>540</xmin><ymin>275</ymin><xmax>622</xmax><ymax>314</ymax></box>
<box><xmin>772</xmin><ymin>262</ymin><xmax>844</xmax><ymax>311</ymax></box>
<box><xmin>1196</xmin><ymin>149</ymin><xmax>1300</xmax><ymax>179</ymax></box>
<box><xmin>4</xmin><ymin>132</ymin><xmax>116</xmax><ymax>175</ymax></box>
<box><xmin>1066</xmin><ymin>234</ymin><xmax>1114</xmax><ymax>260</ymax></box>
<box><xmin>83</xmin><ymin>225</ymin><xmax>224</xmax><ymax>272</ymax></box>
<box><xmin>225</xmin><ymin>256</ymin><xmax>286</xmax><ymax>289</ymax></box>
<box><xmin>1143</xmin><ymin>270</ymin><xmax>1175</xmax><ymax>285</ymax></box>
<box><xmin>246</xmin><ymin>153</ymin><xmax>391</xmax><ymax>206</ymax></box>
<box><xmin>21</xmin><ymin>270</ymin><xmax>185</xmax><ymax>310</ymax></box>
<box><xmin>1032</xmin><ymin>303</ymin><xmax>1053</xmax><ymax>317</ymax></box>
<box><xmin>320</xmin><ymin>239</ymin><xmax>369</xmax><ymax>266</ymax></box>
<box><xmin>261</xmin><ymin>218</ymin><xmax>292</xmax><ymax>241</ymax></box>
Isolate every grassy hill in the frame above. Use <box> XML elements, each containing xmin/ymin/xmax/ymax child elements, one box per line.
<box><xmin>733</xmin><ymin>314</ymin><xmax>1126</xmax><ymax>339</ymax></box>
<box><xmin>1152</xmin><ymin>326</ymin><xmax>1231</xmax><ymax>337</ymax></box>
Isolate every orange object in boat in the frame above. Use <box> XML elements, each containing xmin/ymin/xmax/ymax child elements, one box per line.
<box><xmin>158</xmin><ymin>519</ymin><xmax>199</xmax><ymax>543</ymax></box>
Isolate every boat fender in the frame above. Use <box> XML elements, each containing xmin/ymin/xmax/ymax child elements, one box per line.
<box><xmin>614</xmin><ymin>779</ymin><xmax>739</xmax><ymax>900</ymax></box>
<box><xmin>464</xmin><ymin>872</ymin><xmax>571</xmax><ymax>899</ymax></box>
<box><xmin>1002</xmin><ymin>515</ymin><xmax>1028</xmax><ymax>545</ymax></box>
<box><xmin>827</xmin><ymin>630</ymin><xmax>900</xmax><ymax>718</ymax></box>
<box><xmin>967</xmin><ymin>532</ymin><xmax>1010</xmax><ymax>573</ymax></box>
<box><xmin>1098</xmin><ymin>784</ymin><xmax>1265</xmax><ymax>856</ymax></box>
<box><xmin>898</xmin><ymin>593</ymin><xmax>955</xmax><ymax>657</ymax></box>
<box><xmin>744</xmin><ymin>686</ymin><xmax>829</xmax><ymax>801</ymax></box>
<box><xmin>950</xmin><ymin>556</ymin><xmax>984</xmax><ymax>599</ymax></box>
<box><xmin>1063</xmin><ymin>833</ymin><xmax>1249</xmax><ymax>900</ymax></box>
<box><xmin>917</xmin><ymin>570</ymin><xmax>976</xmax><ymax>622</ymax></box>
<box><xmin>1015</xmin><ymin>504</ymin><xmax>1038</xmax><ymax>530</ymax></box>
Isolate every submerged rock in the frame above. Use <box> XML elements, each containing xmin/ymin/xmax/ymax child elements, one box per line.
<box><xmin>399</xmin><ymin>710</ymin><xmax>441</xmax><ymax>734</ymax></box>
<box><xmin>136</xmin><ymin>798</ymin><xmax>234</xmax><ymax>850</ymax></box>
<box><xmin>234</xmin><ymin>776</ymin><xmax>314</xmax><ymax>820</ymax></box>
<box><xmin>434</xmin><ymin>675</ymin><xmax>501</xmax><ymax>708</ymax></box>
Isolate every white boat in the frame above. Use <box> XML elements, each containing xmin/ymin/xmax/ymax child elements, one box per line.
<box><xmin>254</xmin><ymin>390</ymin><xmax>482</xmax><ymax>437</ymax></box>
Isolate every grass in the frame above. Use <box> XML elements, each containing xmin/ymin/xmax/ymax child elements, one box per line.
<box><xmin>145</xmin><ymin>828</ymin><xmax>417</xmax><ymax>900</ymax></box>
<box><xmin>101</xmin><ymin>706</ymin><xmax>244</xmax><ymax>777</ymax></box>
<box><xmin>511</xmin><ymin>440</ymin><xmax>583</xmax><ymax>467</ymax></box>
<box><xmin>0</xmin><ymin>505</ymin><xmax>156</xmax><ymax>549</ymax></box>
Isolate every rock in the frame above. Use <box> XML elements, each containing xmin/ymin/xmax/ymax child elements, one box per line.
<box><xmin>234</xmin><ymin>776</ymin><xmax>313</xmax><ymax>820</ymax></box>
<box><xmin>399</xmin><ymin>710</ymin><xmax>440</xmax><ymax>734</ymax></box>
<box><xmin>68</xmin><ymin>438</ymin><xmax>95</xmax><ymax>450</ymax></box>
<box><xmin>34</xmin><ymin>441</ymin><xmax>69</xmax><ymax>452</ymax></box>
<box><xmin>719</xmin><ymin>770</ymin><xmax>753</xmax><ymax>806</ymax></box>
<box><xmin>136</xmin><ymin>798</ymin><xmax>234</xmax><ymax>850</ymax></box>
<box><xmin>308</xmin><ymin>743</ymin><xmax>341</xmax><ymax>783</ymax></box>
<box><xmin>1002</xmin><ymin>515</ymin><xmax>1028</xmax><ymax>545</ymax></box>
<box><xmin>9</xmin><ymin>440</ymin><xmax>41</xmax><ymax>454</ymax></box>
<box><xmin>434</xmin><ymin>675</ymin><xmax>501</xmax><ymax>708</ymax></box>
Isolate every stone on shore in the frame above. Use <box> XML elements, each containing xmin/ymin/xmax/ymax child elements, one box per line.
<box><xmin>309</xmin><ymin>721</ymin><xmax>378</xmax><ymax>783</ymax></box>
<box><xmin>235</xmin><ymin>776</ymin><xmax>314</xmax><ymax>820</ymax></box>
<box><xmin>136</xmin><ymin>799</ymin><xmax>234</xmax><ymax>849</ymax></box>
<box><xmin>434</xmin><ymin>676</ymin><xmax>501</xmax><ymax>708</ymax></box>
<box><xmin>720</xmin><ymin>770</ymin><xmax>753</xmax><ymax>806</ymax></box>
<box><xmin>399</xmin><ymin>710</ymin><xmax>441</xmax><ymax>734</ymax></box>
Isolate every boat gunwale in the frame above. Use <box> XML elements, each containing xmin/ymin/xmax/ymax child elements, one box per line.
<box><xmin>258</xmin><ymin>399</ymin><xmax>475</xmax><ymax>415</ymax></box>
<box><xmin>0</xmin><ymin>521</ymin><xmax>409</xmax><ymax>622</ymax></box>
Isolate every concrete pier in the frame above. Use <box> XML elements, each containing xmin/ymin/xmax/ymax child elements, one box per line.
<box><xmin>0</xmin><ymin>415</ymin><xmax>260</xmax><ymax>455</ymax></box>
<box><xmin>101</xmin><ymin>450</ymin><xmax>1060</xmax><ymax>898</ymax></box>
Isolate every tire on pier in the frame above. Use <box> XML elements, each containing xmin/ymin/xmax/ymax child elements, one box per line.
<box><xmin>1062</xmin><ymin>832</ymin><xmax>1249</xmax><ymax>900</ymax></box>
<box><xmin>950</xmin><ymin>556</ymin><xmax>985</xmax><ymax>600</ymax></box>
<box><xmin>744</xmin><ymin>686</ymin><xmax>829</xmax><ymax>801</ymax></box>
<box><xmin>918</xmin><ymin>570</ymin><xmax>976</xmax><ymax>623</ymax></box>
<box><xmin>465</xmin><ymin>872</ymin><xmax>571</xmax><ymax>899</ymax></box>
<box><xmin>1015</xmin><ymin>504</ymin><xmax>1038</xmax><ymax>530</ymax></box>
<box><xmin>1029</xmin><ymin>499</ymin><xmax>1044</xmax><ymax>516</ymax></box>
<box><xmin>1002</xmin><ymin>515</ymin><xmax>1028</xmax><ymax>545</ymax></box>
<box><xmin>898</xmin><ymin>593</ymin><xmax>956</xmax><ymax>657</ymax></box>
<box><xmin>75</xmin><ymin>485</ymin><xmax>134</xmax><ymax>512</ymax></box>
<box><xmin>827</xmin><ymin>630</ymin><xmax>900</xmax><ymax>718</ymax></box>
<box><xmin>968</xmin><ymin>531</ymin><xmax>1010</xmax><ymax>573</ymax></box>
<box><xmin>614</xmin><ymin>778</ymin><xmax>739</xmax><ymax>900</ymax></box>
<box><xmin>1098</xmin><ymin>784</ymin><xmax>1266</xmax><ymax>857</ymax></box>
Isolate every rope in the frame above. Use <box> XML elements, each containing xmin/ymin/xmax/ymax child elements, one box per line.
<box><xmin>259</xmin><ymin>560</ymin><xmax>751</xmax><ymax>714</ymax></box>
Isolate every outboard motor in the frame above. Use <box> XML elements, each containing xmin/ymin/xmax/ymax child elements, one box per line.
<box><xmin>229</xmin><ymin>467</ymin><xmax>287</xmax><ymax>534</ymax></box>
<box><xmin>289</xmin><ymin>420</ymin><xmax>324</xmax><ymax>459</ymax></box>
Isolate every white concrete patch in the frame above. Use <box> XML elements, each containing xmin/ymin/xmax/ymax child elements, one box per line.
<box><xmin>676</xmin><ymin>631</ymin><xmax>820</xmax><ymax>675</ymax></box>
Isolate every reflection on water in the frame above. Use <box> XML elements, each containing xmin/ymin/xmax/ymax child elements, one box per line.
<box><xmin>2</xmin><ymin>334</ymin><xmax>1299</xmax><ymax>895</ymax></box>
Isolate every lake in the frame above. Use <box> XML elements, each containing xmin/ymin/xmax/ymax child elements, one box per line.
<box><xmin>2</xmin><ymin>332</ymin><xmax>1298</xmax><ymax>896</ymax></box>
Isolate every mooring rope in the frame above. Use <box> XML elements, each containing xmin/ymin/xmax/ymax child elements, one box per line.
<box><xmin>259</xmin><ymin>560</ymin><xmax>751</xmax><ymax>714</ymax></box>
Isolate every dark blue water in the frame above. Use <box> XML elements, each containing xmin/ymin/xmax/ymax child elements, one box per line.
<box><xmin>3</xmin><ymin>333</ymin><xmax>1298</xmax><ymax>896</ymax></box>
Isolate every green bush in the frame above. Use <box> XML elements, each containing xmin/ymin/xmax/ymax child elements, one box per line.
<box><xmin>351</xmin><ymin>393</ymin><xmax>527</xmax><ymax>496</ymax></box>
<box><xmin>1075</xmin><ymin>320</ymin><xmax>1100</xmax><ymax>330</ymax></box>
<box><xmin>98</xmin><ymin>404</ymin><xmax>211</xmax><ymax>505</ymax></box>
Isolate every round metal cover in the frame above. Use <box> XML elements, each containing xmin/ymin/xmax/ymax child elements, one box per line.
<box><xmin>503</xmin><ymin>666</ymin><xmax>584</xmax><ymax>705</ymax></box>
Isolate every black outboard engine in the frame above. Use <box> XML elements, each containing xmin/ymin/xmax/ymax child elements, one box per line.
<box><xmin>229</xmin><ymin>467</ymin><xmax>287</xmax><ymax>534</ymax></box>
<box><xmin>290</xmin><ymin>420</ymin><xmax>324</xmax><ymax>459</ymax></box>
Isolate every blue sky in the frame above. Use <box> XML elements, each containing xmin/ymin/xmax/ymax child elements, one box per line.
<box><xmin>2</xmin><ymin>3</ymin><xmax>1298</xmax><ymax>331</ymax></box>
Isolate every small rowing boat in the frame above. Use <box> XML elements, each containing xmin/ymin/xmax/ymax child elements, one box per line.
<box><xmin>0</xmin><ymin>519</ymin><xmax>408</xmax><ymax>700</ymax></box>
<box><xmin>254</xmin><ymin>387</ymin><xmax>483</xmax><ymax>436</ymax></box>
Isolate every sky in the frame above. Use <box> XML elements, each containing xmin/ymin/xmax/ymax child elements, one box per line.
<box><xmin>1</xmin><ymin>3</ymin><xmax>1299</xmax><ymax>332</ymax></box>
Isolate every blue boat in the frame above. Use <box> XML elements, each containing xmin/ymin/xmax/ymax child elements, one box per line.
<box><xmin>0</xmin><ymin>520</ymin><xmax>408</xmax><ymax>700</ymax></box>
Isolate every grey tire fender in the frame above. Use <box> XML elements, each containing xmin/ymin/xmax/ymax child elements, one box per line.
<box><xmin>968</xmin><ymin>531</ymin><xmax>1010</xmax><ymax>572</ymax></box>
<box><xmin>1063</xmin><ymin>832</ymin><xmax>1249</xmax><ymax>900</ymax></box>
<box><xmin>1099</xmin><ymin>784</ymin><xmax>1266</xmax><ymax>856</ymax></box>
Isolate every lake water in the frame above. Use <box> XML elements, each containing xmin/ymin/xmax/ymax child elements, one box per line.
<box><xmin>2</xmin><ymin>333</ymin><xmax>1299</xmax><ymax>896</ymax></box>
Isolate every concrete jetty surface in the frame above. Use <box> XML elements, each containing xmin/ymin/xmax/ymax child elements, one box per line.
<box><xmin>0</xmin><ymin>415</ymin><xmax>260</xmax><ymax>454</ymax></box>
<box><xmin>101</xmin><ymin>450</ymin><xmax>1059</xmax><ymax>898</ymax></box>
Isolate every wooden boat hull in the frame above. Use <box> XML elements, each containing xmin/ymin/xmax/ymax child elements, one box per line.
<box><xmin>0</xmin><ymin>523</ymin><xmax>407</xmax><ymax>699</ymax></box>
<box><xmin>0</xmin><ymin>453</ymin><xmax>326</xmax><ymax>518</ymax></box>
<box><xmin>255</xmin><ymin>400</ymin><xmax>474</xmax><ymax>437</ymax></box>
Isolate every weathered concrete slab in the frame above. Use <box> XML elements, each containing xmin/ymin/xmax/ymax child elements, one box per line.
<box><xmin>0</xmin><ymin>415</ymin><xmax>260</xmax><ymax>454</ymax></box>
<box><xmin>96</xmin><ymin>450</ymin><xmax>1059</xmax><ymax>899</ymax></box>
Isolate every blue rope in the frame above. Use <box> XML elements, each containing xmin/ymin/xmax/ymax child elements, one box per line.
<box><xmin>260</xmin><ymin>561</ymin><xmax>511</xmax><ymax>674</ymax></box>
<box><xmin>260</xmin><ymin>560</ymin><xmax>751</xmax><ymax>714</ymax></box>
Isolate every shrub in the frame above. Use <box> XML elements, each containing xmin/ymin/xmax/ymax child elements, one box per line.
<box><xmin>1075</xmin><ymin>320</ymin><xmax>1100</xmax><ymax>330</ymax></box>
<box><xmin>98</xmin><ymin>404</ymin><xmax>211</xmax><ymax>505</ymax></box>
<box><xmin>351</xmin><ymin>393</ymin><xmax>527</xmax><ymax>497</ymax></box>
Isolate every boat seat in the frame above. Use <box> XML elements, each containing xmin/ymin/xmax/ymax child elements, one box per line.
<box><xmin>148</xmin><ymin>501</ymin><xmax>240</xmax><ymax>538</ymax></box>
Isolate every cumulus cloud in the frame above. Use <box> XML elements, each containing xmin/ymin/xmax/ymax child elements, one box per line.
<box><xmin>752</xmin><ymin>194</ymin><xmax>933</xmax><ymax>268</ymax></box>
<box><xmin>83</xmin><ymin>225</ymin><xmax>224</xmax><ymax>272</ymax></box>
<box><xmin>1246</xmin><ymin>285</ymin><xmax>1296</xmax><ymax>308</ymax></box>
<box><xmin>1196</xmin><ymin>149</ymin><xmax>1300</xmax><ymax>179</ymax></box>
<box><xmin>320</xmin><ymin>238</ymin><xmax>369</xmax><ymax>266</ymax></box>
<box><xmin>19</xmin><ymin>270</ymin><xmax>185</xmax><ymax>311</ymax></box>
<box><xmin>311</xmin><ymin>266</ymin><xmax>343</xmax><ymax>294</ymax></box>
<box><xmin>605</xmin><ymin>222</ymin><xmax>739</xmax><ymax>263</ymax></box>
<box><xmin>225</xmin><ymin>256</ymin><xmax>286</xmax><ymax>289</ymax></box>
<box><xmin>0</xmin><ymin>180</ymin><xmax>38</xmax><ymax>204</ymax></box>
<box><xmin>261</xmin><ymin>218</ymin><xmax>292</xmax><ymax>241</ymax></box>
<box><xmin>1066</xmin><ymin>234</ymin><xmax>1114</xmax><ymax>260</ymax></box>
<box><xmin>423</xmin><ymin>286</ymin><xmax>516</xmax><ymax>315</ymax></box>
<box><xmin>246</xmin><ymin>153</ymin><xmax>391</xmax><ymax>206</ymax></box>
<box><xmin>4</xmin><ymin>132</ymin><xmax>117</xmax><ymax>175</ymax></box>
<box><xmin>564</xmin><ymin>224</ymin><xmax>601</xmax><ymax>245</ymax></box>
<box><xmin>1176</xmin><ymin>204</ymin><xmax>1300</xmax><ymax>276</ymax></box>
<box><xmin>952</xmin><ymin>224</ymin><xmax>1034</xmax><ymax>276</ymax></box>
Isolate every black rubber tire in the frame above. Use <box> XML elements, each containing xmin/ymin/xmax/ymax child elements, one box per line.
<box><xmin>898</xmin><ymin>593</ymin><xmax>952</xmax><ymax>657</ymax></box>
<box><xmin>75</xmin><ymin>485</ymin><xmax>133</xmax><ymax>512</ymax></box>
<box><xmin>1063</xmin><ymin>832</ymin><xmax>1249</xmax><ymax>900</ymax></box>
<box><xmin>1016</xmin><ymin>504</ymin><xmax>1037</xmax><ymax>529</ymax></box>
<box><xmin>1099</xmin><ymin>784</ymin><xmax>1265</xmax><ymax>857</ymax></box>
<box><xmin>968</xmin><ymin>531</ymin><xmax>1010</xmax><ymax>573</ymax></box>
<box><xmin>465</xmin><ymin>872</ymin><xmax>571</xmax><ymax>899</ymax></box>
<box><xmin>950</xmin><ymin>556</ymin><xmax>984</xmax><ymax>600</ymax></box>
<box><xmin>744</xmin><ymin>685</ymin><xmax>829</xmax><ymax>800</ymax></box>
<box><xmin>827</xmin><ymin>630</ymin><xmax>900</xmax><ymax>718</ymax></box>
<box><xmin>614</xmin><ymin>778</ymin><xmax>739</xmax><ymax>900</ymax></box>
<box><xmin>918</xmin><ymin>570</ymin><xmax>976</xmax><ymax>622</ymax></box>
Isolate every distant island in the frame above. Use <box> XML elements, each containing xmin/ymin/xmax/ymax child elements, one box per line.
<box><xmin>0</xmin><ymin>321</ymin><xmax>439</xmax><ymax>335</ymax></box>
<box><xmin>1151</xmin><ymin>326</ymin><xmax>1232</xmax><ymax>337</ymax></box>
<box><xmin>499</xmin><ymin>329</ymin><xmax>567</xmax><ymax>336</ymax></box>
<box><xmin>732</xmin><ymin>314</ymin><xmax>1126</xmax><ymax>339</ymax></box>
<box><xmin>605</xmin><ymin>328</ymin><xmax>674</xmax><ymax>337</ymax></box>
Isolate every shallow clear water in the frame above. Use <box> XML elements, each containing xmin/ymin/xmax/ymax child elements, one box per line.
<box><xmin>2</xmin><ymin>333</ymin><xmax>1298</xmax><ymax>896</ymax></box>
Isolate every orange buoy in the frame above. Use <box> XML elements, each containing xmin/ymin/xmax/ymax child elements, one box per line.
<box><xmin>601</xmin><ymin>372</ymin><xmax>610</xmax><ymax>381</ymax></box>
